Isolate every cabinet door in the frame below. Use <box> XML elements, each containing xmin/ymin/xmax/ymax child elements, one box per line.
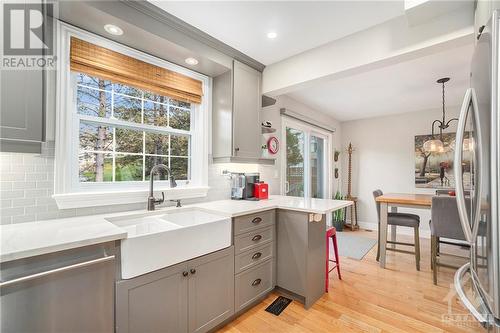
<box><xmin>188</xmin><ymin>246</ymin><xmax>234</xmax><ymax>333</ymax></box>
<box><xmin>116</xmin><ymin>262</ymin><xmax>189</xmax><ymax>333</ymax></box>
<box><xmin>1</xmin><ymin>69</ymin><xmax>44</xmax><ymax>143</ymax></box>
<box><xmin>232</xmin><ymin>60</ymin><xmax>262</xmax><ymax>159</ymax></box>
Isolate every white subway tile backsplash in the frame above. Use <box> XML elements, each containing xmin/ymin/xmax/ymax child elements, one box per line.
<box><xmin>35</xmin><ymin>211</ymin><xmax>60</xmax><ymax>221</ymax></box>
<box><xmin>35</xmin><ymin>164</ymin><xmax>55</xmax><ymax>173</ymax></box>
<box><xmin>1</xmin><ymin>190</ymin><xmax>25</xmax><ymax>199</ymax></box>
<box><xmin>1</xmin><ymin>173</ymin><xmax>25</xmax><ymax>181</ymax></box>
<box><xmin>26</xmin><ymin>173</ymin><xmax>48</xmax><ymax>181</ymax></box>
<box><xmin>12</xmin><ymin>198</ymin><xmax>36</xmax><ymax>207</ymax></box>
<box><xmin>0</xmin><ymin>182</ymin><xmax>13</xmax><ymax>191</ymax></box>
<box><xmin>1</xmin><ymin>207</ymin><xmax>25</xmax><ymax>217</ymax></box>
<box><xmin>1</xmin><ymin>216</ymin><xmax>13</xmax><ymax>224</ymax></box>
<box><xmin>1</xmin><ymin>200</ymin><xmax>12</xmax><ymax>208</ymax></box>
<box><xmin>36</xmin><ymin>197</ymin><xmax>57</xmax><ymax>205</ymax></box>
<box><xmin>36</xmin><ymin>181</ymin><xmax>53</xmax><ymax>189</ymax></box>
<box><xmin>25</xmin><ymin>189</ymin><xmax>48</xmax><ymax>198</ymax></box>
<box><xmin>12</xmin><ymin>181</ymin><xmax>37</xmax><ymax>190</ymax></box>
<box><xmin>12</xmin><ymin>215</ymin><xmax>36</xmax><ymax>223</ymax></box>
<box><xmin>25</xmin><ymin>205</ymin><xmax>48</xmax><ymax>214</ymax></box>
<box><xmin>0</xmin><ymin>152</ymin><xmax>280</xmax><ymax>224</ymax></box>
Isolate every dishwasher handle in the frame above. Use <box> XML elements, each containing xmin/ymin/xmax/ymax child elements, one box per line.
<box><xmin>0</xmin><ymin>255</ymin><xmax>115</xmax><ymax>288</ymax></box>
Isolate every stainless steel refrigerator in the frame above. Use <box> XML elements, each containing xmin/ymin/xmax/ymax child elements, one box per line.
<box><xmin>454</xmin><ymin>10</ymin><xmax>500</xmax><ymax>333</ymax></box>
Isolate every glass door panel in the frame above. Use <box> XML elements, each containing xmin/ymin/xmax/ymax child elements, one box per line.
<box><xmin>310</xmin><ymin>134</ymin><xmax>326</xmax><ymax>199</ymax></box>
<box><xmin>285</xmin><ymin>127</ymin><xmax>305</xmax><ymax>197</ymax></box>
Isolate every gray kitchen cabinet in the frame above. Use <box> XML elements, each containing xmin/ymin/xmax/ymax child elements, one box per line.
<box><xmin>212</xmin><ymin>60</ymin><xmax>270</xmax><ymax>164</ymax></box>
<box><xmin>276</xmin><ymin>209</ymin><xmax>326</xmax><ymax>309</ymax></box>
<box><xmin>116</xmin><ymin>261</ymin><xmax>189</xmax><ymax>333</ymax></box>
<box><xmin>116</xmin><ymin>246</ymin><xmax>234</xmax><ymax>333</ymax></box>
<box><xmin>188</xmin><ymin>246</ymin><xmax>234</xmax><ymax>333</ymax></box>
<box><xmin>232</xmin><ymin>60</ymin><xmax>262</xmax><ymax>159</ymax></box>
<box><xmin>0</xmin><ymin>69</ymin><xmax>45</xmax><ymax>153</ymax></box>
<box><xmin>0</xmin><ymin>8</ymin><xmax>55</xmax><ymax>154</ymax></box>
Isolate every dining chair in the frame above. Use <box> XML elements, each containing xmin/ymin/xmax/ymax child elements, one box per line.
<box><xmin>373</xmin><ymin>190</ymin><xmax>421</xmax><ymax>270</ymax></box>
<box><xmin>430</xmin><ymin>196</ymin><xmax>469</xmax><ymax>285</ymax></box>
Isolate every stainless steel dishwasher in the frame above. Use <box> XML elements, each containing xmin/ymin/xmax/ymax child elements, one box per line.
<box><xmin>0</xmin><ymin>242</ymin><xmax>116</xmax><ymax>333</ymax></box>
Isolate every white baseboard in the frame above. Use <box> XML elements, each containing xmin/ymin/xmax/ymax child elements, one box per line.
<box><xmin>356</xmin><ymin>221</ymin><xmax>431</xmax><ymax>239</ymax></box>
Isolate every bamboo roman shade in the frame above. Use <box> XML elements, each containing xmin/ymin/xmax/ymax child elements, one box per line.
<box><xmin>70</xmin><ymin>37</ymin><xmax>203</xmax><ymax>104</ymax></box>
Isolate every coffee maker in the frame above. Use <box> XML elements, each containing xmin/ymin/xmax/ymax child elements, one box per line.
<box><xmin>230</xmin><ymin>172</ymin><xmax>260</xmax><ymax>200</ymax></box>
<box><xmin>230</xmin><ymin>173</ymin><xmax>245</xmax><ymax>200</ymax></box>
<box><xmin>242</xmin><ymin>173</ymin><xmax>259</xmax><ymax>200</ymax></box>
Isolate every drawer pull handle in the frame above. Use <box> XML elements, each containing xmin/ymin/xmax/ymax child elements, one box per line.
<box><xmin>252</xmin><ymin>217</ymin><xmax>262</xmax><ymax>224</ymax></box>
<box><xmin>182</xmin><ymin>271</ymin><xmax>189</xmax><ymax>277</ymax></box>
<box><xmin>190</xmin><ymin>269</ymin><xmax>196</xmax><ymax>275</ymax></box>
<box><xmin>252</xmin><ymin>278</ymin><xmax>262</xmax><ymax>286</ymax></box>
<box><xmin>252</xmin><ymin>235</ymin><xmax>262</xmax><ymax>242</ymax></box>
<box><xmin>252</xmin><ymin>252</ymin><xmax>262</xmax><ymax>260</ymax></box>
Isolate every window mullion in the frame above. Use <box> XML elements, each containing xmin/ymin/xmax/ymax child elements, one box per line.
<box><xmin>142</xmin><ymin>92</ymin><xmax>146</xmax><ymax>181</ymax></box>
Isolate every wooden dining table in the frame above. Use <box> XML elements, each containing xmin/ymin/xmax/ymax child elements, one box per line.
<box><xmin>375</xmin><ymin>193</ymin><xmax>434</xmax><ymax>268</ymax></box>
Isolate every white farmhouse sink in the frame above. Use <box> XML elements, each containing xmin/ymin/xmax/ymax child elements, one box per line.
<box><xmin>107</xmin><ymin>207</ymin><xmax>231</xmax><ymax>279</ymax></box>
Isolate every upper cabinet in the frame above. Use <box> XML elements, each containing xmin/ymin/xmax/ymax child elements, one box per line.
<box><xmin>0</xmin><ymin>69</ymin><xmax>46</xmax><ymax>153</ymax></box>
<box><xmin>212</xmin><ymin>60</ymin><xmax>272</xmax><ymax>164</ymax></box>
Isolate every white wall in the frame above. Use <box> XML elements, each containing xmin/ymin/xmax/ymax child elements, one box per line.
<box><xmin>340</xmin><ymin>107</ymin><xmax>460</xmax><ymax>237</ymax></box>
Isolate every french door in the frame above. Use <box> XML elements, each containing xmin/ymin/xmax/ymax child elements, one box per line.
<box><xmin>282</xmin><ymin>118</ymin><xmax>331</xmax><ymax>199</ymax></box>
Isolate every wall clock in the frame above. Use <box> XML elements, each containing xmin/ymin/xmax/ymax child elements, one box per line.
<box><xmin>267</xmin><ymin>136</ymin><xmax>279</xmax><ymax>154</ymax></box>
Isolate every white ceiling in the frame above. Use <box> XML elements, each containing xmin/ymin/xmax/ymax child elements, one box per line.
<box><xmin>150</xmin><ymin>1</ymin><xmax>405</xmax><ymax>65</ymax></box>
<box><xmin>287</xmin><ymin>43</ymin><xmax>474</xmax><ymax>122</ymax></box>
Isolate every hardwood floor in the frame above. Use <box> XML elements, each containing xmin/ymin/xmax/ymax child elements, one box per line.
<box><xmin>217</xmin><ymin>229</ymin><xmax>484</xmax><ymax>333</ymax></box>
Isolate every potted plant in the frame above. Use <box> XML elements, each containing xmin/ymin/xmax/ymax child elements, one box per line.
<box><xmin>334</xmin><ymin>150</ymin><xmax>340</xmax><ymax>162</ymax></box>
<box><xmin>332</xmin><ymin>190</ymin><xmax>345</xmax><ymax>231</ymax></box>
<box><xmin>261</xmin><ymin>144</ymin><xmax>269</xmax><ymax>158</ymax></box>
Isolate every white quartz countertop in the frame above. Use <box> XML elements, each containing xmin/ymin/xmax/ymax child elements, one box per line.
<box><xmin>0</xmin><ymin>195</ymin><xmax>352</xmax><ymax>263</ymax></box>
<box><xmin>191</xmin><ymin>195</ymin><xmax>353</xmax><ymax>217</ymax></box>
<box><xmin>0</xmin><ymin>215</ymin><xmax>128</xmax><ymax>263</ymax></box>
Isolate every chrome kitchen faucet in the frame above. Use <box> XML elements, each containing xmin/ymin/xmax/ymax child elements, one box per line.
<box><xmin>147</xmin><ymin>164</ymin><xmax>177</xmax><ymax>211</ymax></box>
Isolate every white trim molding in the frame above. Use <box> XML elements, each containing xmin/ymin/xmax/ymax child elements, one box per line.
<box><xmin>54</xmin><ymin>23</ymin><xmax>211</xmax><ymax>208</ymax></box>
<box><xmin>54</xmin><ymin>186</ymin><xmax>209</xmax><ymax>209</ymax></box>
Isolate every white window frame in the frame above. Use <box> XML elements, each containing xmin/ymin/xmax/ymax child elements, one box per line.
<box><xmin>53</xmin><ymin>23</ymin><xmax>210</xmax><ymax>209</ymax></box>
<box><xmin>280</xmin><ymin>117</ymin><xmax>333</xmax><ymax>199</ymax></box>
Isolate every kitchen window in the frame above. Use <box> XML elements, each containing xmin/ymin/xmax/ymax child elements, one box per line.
<box><xmin>75</xmin><ymin>73</ymin><xmax>191</xmax><ymax>183</ymax></box>
<box><xmin>54</xmin><ymin>24</ymin><xmax>210</xmax><ymax>209</ymax></box>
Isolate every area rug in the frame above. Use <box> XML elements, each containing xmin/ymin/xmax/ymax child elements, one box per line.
<box><xmin>333</xmin><ymin>232</ymin><xmax>377</xmax><ymax>260</ymax></box>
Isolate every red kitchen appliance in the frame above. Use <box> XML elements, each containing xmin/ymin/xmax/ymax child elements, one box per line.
<box><xmin>254</xmin><ymin>182</ymin><xmax>269</xmax><ymax>200</ymax></box>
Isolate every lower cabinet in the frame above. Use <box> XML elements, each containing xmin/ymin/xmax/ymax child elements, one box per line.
<box><xmin>116</xmin><ymin>246</ymin><xmax>234</xmax><ymax>333</ymax></box>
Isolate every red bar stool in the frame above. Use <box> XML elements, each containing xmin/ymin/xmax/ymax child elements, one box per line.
<box><xmin>325</xmin><ymin>226</ymin><xmax>341</xmax><ymax>292</ymax></box>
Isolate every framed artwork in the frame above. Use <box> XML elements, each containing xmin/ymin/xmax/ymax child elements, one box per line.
<box><xmin>414</xmin><ymin>132</ymin><xmax>471</xmax><ymax>189</ymax></box>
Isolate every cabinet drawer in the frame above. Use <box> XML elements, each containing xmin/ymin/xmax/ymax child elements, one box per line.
<box><xmin>234</xmin><ymin>226</ymin><xmax>273</xmax><ymax>254</ymax></box>
<box><xmin>234</xmin><ymin>210</ymin><xmax>274</xmax><ymax>235</ymax></box>
<box><xmin>235</xmin><ymin>242</ymin><xmax>273</xmax><ymax>274</ymax></box>
<box><xmin>235</xmin><ymin>259</ymin><xmax>273</xmax><ymax>312</ymax></box>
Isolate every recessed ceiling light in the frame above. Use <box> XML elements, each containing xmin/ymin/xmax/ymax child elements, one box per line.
<box><xmin>267</xmin><ymin>31</ymin><xmax>277</xmax><ymax>39</ymax></box>
<box><xmin>185</xmin><ymin>57</ymin><xmax>199</xmax><ymax>66</ymax></box>
<box><xmin>104</xmin><ymin>24</ymin><xmax>123</xmax><ymax>36</ymax></box>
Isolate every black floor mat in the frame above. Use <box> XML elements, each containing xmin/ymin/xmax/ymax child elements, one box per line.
<box><xmin>265</xmin><ymin>296</ymin><xmax>292</xmax><ymax>316</ymax></box>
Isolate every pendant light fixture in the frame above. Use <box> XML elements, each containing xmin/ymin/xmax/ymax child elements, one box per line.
<box><xmin>423</xmin><ymin>77</ymin><xmax>458</xmax><ymax>152</ymax></box>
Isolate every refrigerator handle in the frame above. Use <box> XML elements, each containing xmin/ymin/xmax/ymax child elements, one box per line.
<box><xmin>454</xmin><ymin>263</ymin><xmax>492</xmax><ymax>324</ymax></box>
<box><xmin>454</xmin><ymin>88</ymin><xmax>473</xmax><ymax>243</ymax></box>
<box><xmin>469</xmin><ymin>89</ymin><xmax>484</xmax><ymax>241</ymax></box>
